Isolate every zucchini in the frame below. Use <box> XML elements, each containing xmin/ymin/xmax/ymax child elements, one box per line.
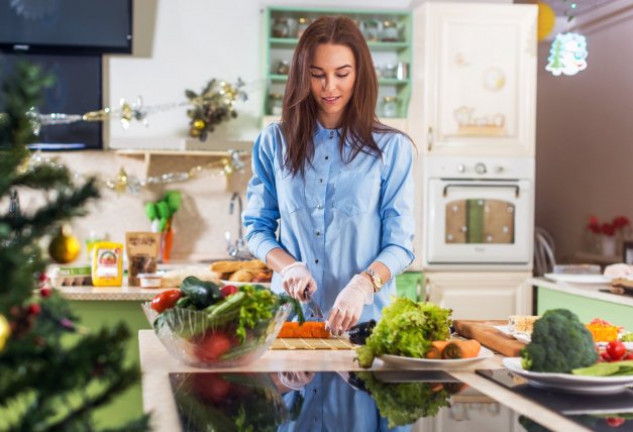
<box><xmin>180</xmin><ymin>276</ymin><xmax>222</xmax><ymax>309</ymax></box>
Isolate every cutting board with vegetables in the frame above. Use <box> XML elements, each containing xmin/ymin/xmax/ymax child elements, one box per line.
<box><xmin>453</xmin><ymin>320</ymin><xmax>525</xmax><ymax>357</ymax></box>
<box><xmin>270</xmin><ymin>338</ymin><xmax>355</xmax><ymax>350</ymax></box>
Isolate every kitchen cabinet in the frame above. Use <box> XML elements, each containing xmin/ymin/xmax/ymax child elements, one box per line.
<box><xmin>425</xmin><ymin>272</ymin><xmax>532</xmax><ymax>320</ymax></box>
<box><xmin>409</xmin><ymin>3</ymin><xmax>537</xmax><ymax>157</ymax></box>
<box><xmin>261</xmin><ymin>7</ymin><xmax>412</xmax><ymax>128</ymax></box>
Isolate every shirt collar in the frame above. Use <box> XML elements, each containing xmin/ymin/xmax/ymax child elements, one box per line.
<box><xmin>316</xmin><ymin>121</ymin><xmax>342</xmax><ymax>138</ymax></box>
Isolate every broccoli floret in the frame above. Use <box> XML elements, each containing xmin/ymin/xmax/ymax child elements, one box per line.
<box><xmin>521</xmin><ymin>309</ymin><xmax>598</xmax><ymax>373</ymax></box>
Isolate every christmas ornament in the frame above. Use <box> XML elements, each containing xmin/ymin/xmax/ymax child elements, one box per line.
<box><xmin>545</xmin><ymin>32</ymin><xmax>588</xmax><ymax>76</ymax></box>
<box><xmin>48</xmin><ymin>224</ymin><xmax>81</xmax><ymax>264</ymax></box>
<box><xmin>0</xmin><ymin>314</ymin><xmax>10</xmax><ymax>352</ymax></box>
<box><xmin>537</xmin><ymin>2</ymin><xmax>556</xmax><ymax>42</ymax></box>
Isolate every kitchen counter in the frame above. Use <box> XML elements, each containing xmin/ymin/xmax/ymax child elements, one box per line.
<box><xmin>530</xmin><ymin>277</ymin><xmax>633</xmax><ymax>307</ymax></box>
<box><xmin>138</xmin><ymin>330</ymin><xmax>589</xmax><ymax>432</ymax></box>
<box><xmin>57</xmin><ymin>285</ymin><xmax>170</xmax><ymax>301</ymax></box>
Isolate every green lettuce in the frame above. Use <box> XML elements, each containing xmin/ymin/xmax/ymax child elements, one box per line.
<box><xmin>356</xmin><ymin>298</ymin><xmax>452</xmax><ymax>368</ymax></box>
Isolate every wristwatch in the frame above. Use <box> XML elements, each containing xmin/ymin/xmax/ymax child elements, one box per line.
<box><xmin>363</xmin><ymin>269</ymin><xmax>384</xmax><ymax>293</ymax></box>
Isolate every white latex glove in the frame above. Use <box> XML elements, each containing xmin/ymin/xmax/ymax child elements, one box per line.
<box><xmin>326</xmin><ymin>274</ymin><xmax>373</xmax><ymax>336</ymax></box>
<box><xmin>280</xmin><ymin>262</ymin><xmax>317</xmax><ymax>302</ymax></box>
<box><xmin>278</xmin><ymin>371</ymin><xmax>315</xmax><ymax>391</ymax></box>
<box><xmin>604</xmin><ymin>263</ymin><xmax>633</xmax><ymax>278</ymax></box>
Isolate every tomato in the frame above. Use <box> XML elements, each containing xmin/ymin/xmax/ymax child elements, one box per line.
<box><xmin>623</xmin><ymin>351</ymin><xmax>633</xmax><ymax>360</ymax></box>
<box><xmin>606</xmin><ymin>417</ymin><xmax>625</xmax><ymax>427</ymax></box>
<box><xmin>607</xmin><ymin>341</ymin><xmax>627</xmax><ymax>361</ymax></box>
<box><xmin>192</xmin><ymin>373</ymin><xmax>231</xmax><ymax>403</ymax></box>
<box><xmin>150</xmin><ymin>289</ymin><xmax>182</xmax><ymax>313</ymax></box>
<box><xmin>193</xmin><ymin>332</ymin><xmax>233</xmax><ymax>361</ymax></box>
<box><xmin>220</xmin><ymin>284</ymin><xmax>239</xmax><ymax>298</ymax></box>
<box><xmin>601</xmin><ymin>350</ymin><xmax>612</xmax><ymax>362</ymax></box>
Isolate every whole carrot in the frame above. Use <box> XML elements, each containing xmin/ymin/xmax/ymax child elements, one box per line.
<box><xmin>426</xmin><ymin>341</ymin><xmax>450</xmax><ymax>359</ymax></box>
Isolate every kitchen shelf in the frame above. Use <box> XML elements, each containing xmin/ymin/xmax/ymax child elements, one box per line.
<box><xmin>262</xmin><ymin>6</ymin><xmax>412</xmax><ymax>122</ymax></box>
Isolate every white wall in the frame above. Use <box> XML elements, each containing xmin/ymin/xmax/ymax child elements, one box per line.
<box><xmin>535</xmin><ymin>3</ymin><xmax>633</xmax><ymax>263</ymax></box>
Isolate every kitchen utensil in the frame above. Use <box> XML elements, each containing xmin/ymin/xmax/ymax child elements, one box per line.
<box><xmin>452</xmin><ymin>320</ymin><xmax>525</xmax><ymax>357</ymax></box>
<box><xmin>303</xmin><ymin>286</ymin><xmax>324</xmax><ymax>321</ymax></box>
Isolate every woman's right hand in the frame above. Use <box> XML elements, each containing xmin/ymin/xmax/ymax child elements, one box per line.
<box><xmin>280</xmin><ymin>262</ymin><xmax>317</xmax><ymax>301</ymax></box>
<box><xmin>604</xmin><ymin>263</ymin><xmax>633</xmax><ymax>278</ymax></box>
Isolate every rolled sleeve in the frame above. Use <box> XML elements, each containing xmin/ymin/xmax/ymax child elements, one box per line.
<box><xmin>378</xmin><ymin>134</ymin><xmax>416</xmax><ymax>277</ymax></box>
<box><xmin>243</xmin><ymin>127</ymin><xmax>282</xmax><ymax>262</ymax></box>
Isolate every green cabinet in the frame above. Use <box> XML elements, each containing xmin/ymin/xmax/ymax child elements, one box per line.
<box><xmin>68</xmin><ymin>300</ymin><xmax>150</xmax><ymax>428</ymax></box>
<box><xmin>262</xmin><ymin>7</ymin><xmax>413</xmax><ymax>120</ymax></box>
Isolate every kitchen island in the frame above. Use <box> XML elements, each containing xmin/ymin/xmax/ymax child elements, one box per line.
<box><xmin>138</xmin><ymin>330</ymin><xmax>593</xmax><ymax>432</ymax></box>
<box><xmin>531</xmin><ymin>277</ymin><xmax>633</xmax><ymax>328</ymax></box>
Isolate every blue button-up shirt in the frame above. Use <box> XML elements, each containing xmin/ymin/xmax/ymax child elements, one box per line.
<box><xmin>244</xmin><ymin>122</ymin><xmax>415</xmax><ymax>322</ymax></box>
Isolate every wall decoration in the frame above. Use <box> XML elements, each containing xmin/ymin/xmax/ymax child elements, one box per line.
<box><xmin>482</xmin><ymin>67</ymin><xmax>506</xmax><ymax>92</ymax></box>
<box><xmin>453</xmin><ymin>106</ymin><xmax>506</xmax><ymax>136</ymax></box>
<box><xmin>545</xmin><ymin>32</ymin><xmax>587</xmax><ymax>76</ymax></box>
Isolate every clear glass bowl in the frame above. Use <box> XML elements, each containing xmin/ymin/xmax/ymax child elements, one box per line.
<box><xmin>142</xmin><ymin>302</ymin><xmax>290</xmax><ymax>368</ymax></box>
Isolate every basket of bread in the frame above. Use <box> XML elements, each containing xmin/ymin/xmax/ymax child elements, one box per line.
<box><xmin>210</xmin><ymin>259</ymin><xmax>273</xmax><ymax>285</ymax></box>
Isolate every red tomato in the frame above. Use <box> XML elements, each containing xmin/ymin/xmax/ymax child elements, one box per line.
<box><xmin>607</xmin><ymin>341</ymin><xmax>627</xmax><ymax>361</ymax></box>
<box><xmin>606</xmin><ymin>417</ymin><xmax>625</xmax><ymax>427</ymax></box>
<box><xmin>150</xmin><ymin>289</ymin><xmax>182</xmax><ymax>313</ymax></box>
<box><xmin>623</xmin><ymin>351</ymin><xmax>633</xmax><ymax>360</ymax></box>
<box><xmin>192</xmin><ymin>373</ymin><xmax>231</xmax><ymax>403</ymax></box>
<box><xmin>220</xmin><ymin>285</ymin><xmax>239</xmax><ymax>298</ymax></box>
<box><xmin>193</xmin><ymin>332</ymin><xmax>233</xmax><ymax>361</ymax></box>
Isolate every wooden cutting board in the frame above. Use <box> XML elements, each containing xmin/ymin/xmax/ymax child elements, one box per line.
<box><xmin>270</xmin><ymin>337</ymin><xmax>355</xmax><ymax>350</ymax></box>
<box><xmin>452</xmin><ymin>320</ymin><xmax>526</xmax><ymax>357</ymax></box>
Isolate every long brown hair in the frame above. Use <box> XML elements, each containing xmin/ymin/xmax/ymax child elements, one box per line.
<box><xmin>281</xmin><ymin>16</ymin><xmax>392</xmax><ymax>177</ymax></box>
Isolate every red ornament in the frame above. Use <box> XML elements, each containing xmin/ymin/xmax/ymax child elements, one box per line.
<box><xmin>40</xmin><ymin>287</ymin><xmax>52</xmax><ymax>297</ymax></box>
<box><xmin>27</xmin><ymin>303</ymin><xmax>41</xmax><ymax>316</ymax></box>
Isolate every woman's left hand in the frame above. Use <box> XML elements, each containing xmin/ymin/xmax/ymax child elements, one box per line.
<box><xmin>326</xmin><ymin>275</ymin><xmax>373</xmax><ymax>336</ymax></box>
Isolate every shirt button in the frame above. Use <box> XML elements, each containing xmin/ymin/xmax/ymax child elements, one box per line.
<box><xmin>313</xmin><ymin>388</ymin><xmax>318</xmax><ymax>394</ymax></box>
<box><xmin>317</xmin><ymin>204</ymin><xmax>323</xmax><ymax>209</ymax></box>
<box><xmin>315</xmin><ymin>259</ymin><xmax>319</xmax><ymax>264</ymax></box>
<box><xmin>329</xmin><ymin>131</ymin><xmax>334</xmax><ymax>139</ymax></box>
<box><xmin>315</xmin><ymin>230</ymin><xmax>321</xmax><ymax>236</ymax></box>
<box><xmin>325</xmin><ymin>156</ymin><xmax>329</xmax><ymax>160</ymax></box>
<box><xmin>319</xmin><ymin>178</ymin><xmax>323</xmax><ymax>183</ymax></box>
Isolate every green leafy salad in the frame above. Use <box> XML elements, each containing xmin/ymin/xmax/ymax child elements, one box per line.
<box><xmin>356</xmin><ymin>298</ymin><xmax>452</xmax><ymax>368</ymax></box>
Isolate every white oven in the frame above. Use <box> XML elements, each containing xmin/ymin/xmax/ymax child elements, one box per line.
<box><xmin>422</xmin><ymin>156</ymin><xmax>534</xmax><ymax>269</ymax></box>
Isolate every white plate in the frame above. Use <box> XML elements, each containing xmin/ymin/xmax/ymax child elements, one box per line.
<box><xmin>378</xmin><ymin>346</ymin><xmax>494</xmax><ymax>369</ymax></box>
<box><xmin>493</xmin><ymin>325</ymin><xmax>531</xmax><ymax>343</ymax></box>
<box><xmin>544</xmin><ymin>273</ymin><xmax>613</xmax><ymax>284</ymax></box>
<box><xmin>503</xmin><ymin>357</ymin><xmax>633</xmax><ymax>395</ymax></box>
<box><xmin>221</xmin><ymin>280</ymin><xmax>271</xmax><ymax>288</ymax></box>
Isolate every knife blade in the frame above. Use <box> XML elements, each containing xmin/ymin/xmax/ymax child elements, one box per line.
<box><xmin>303</xmin><ymin>287</ymin><xmax>324</xmax><ymax>321</ymax></box>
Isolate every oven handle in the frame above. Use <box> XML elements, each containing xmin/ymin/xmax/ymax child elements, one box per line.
<box><xmin>442</xmin><ymin>183</ymin><xmax>520</xmax><ymax>198</ymax></box>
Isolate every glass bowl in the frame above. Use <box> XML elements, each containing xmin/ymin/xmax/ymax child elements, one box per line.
<box><xmin>142</xmin><ymin>301</ymin><xmax>290</xmax><ymax>368</ymax></box>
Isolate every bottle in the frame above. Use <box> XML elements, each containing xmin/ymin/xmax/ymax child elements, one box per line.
<box><xmin>91</xmin><ymin>241</ymin><xmax>124</xmax><ymax>287</ymax></box>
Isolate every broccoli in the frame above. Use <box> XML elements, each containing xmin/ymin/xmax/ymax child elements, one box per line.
<box><xmin>521</xmin><ymin>308</ymin><xmax>598</xmax><ymax>373</ymax></box>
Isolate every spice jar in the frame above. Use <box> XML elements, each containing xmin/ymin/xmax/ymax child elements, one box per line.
<box><xmin>381</xmin><ymin>96</ymin><xmax>399</xmax><ymax>118</ymax></box>
<box><xmin>269</xmin><ymin>93</ymin><xmax>283</xmax><ymax>116</ymax></box>
<box><xmin>276</xmin><ymin>60</ymin><xmax>290</xmax><ymax>75</ymax></box>
<box><xmin>381</xmin><ymin>20</ymin><xmax>399</xmax><ymax>42</ymax></box>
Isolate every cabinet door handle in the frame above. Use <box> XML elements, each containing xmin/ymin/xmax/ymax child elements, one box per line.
<box><xmin>427</xmin><ymin>126</ymin><xmax>433</xmax><ymax>151</ymax></box>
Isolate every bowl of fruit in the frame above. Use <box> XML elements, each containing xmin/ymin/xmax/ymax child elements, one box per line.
<box><xmin>142</xmin><ymin>276</ymin><xmax>301</xmax><ymax>368</ymax></box>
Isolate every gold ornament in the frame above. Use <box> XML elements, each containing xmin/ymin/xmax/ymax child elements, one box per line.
<box><xmin>0</xmin><ymin>314</ymin><xmax>10</xmax><ymax>352</ymax></box>
<box><xmin>537</xmin><ymin>2</ymin><xmax>556</xmax><ymax>42</ymax></box>
<box><xmin>189</xmin><ymin>127</ymin><xmax>202</xmax><ymax>138</ymax></box>
<box><xmin>113</xmin><ymin>167</ymin><xmax>129</xmax><ymax>193</ymax></box>
<box><xmin>48</xmin><ymin>224</ymin><xmax>81</xmax><ymax>264</ymax></box>
<box><xmin>193</xmin><ymin>119</ymin><xmax>206</xmax><ymax>130</ymax></box>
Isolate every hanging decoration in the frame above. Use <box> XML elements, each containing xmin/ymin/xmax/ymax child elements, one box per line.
<box><xmin>545</xmin><ymin>32</ymin><xmax>588</xmax><ymax>76</ymax></box>
<box><xmin>537</xmin><ymin>2</ymin><xmax>556</xmax><ymax>42</ymax></box>
<box><xmin>48</xmin><ymin>224</ymin><xmax>81</xmax><ymax>264</ymax></box>
<box><xmin>0</xmin><ymin>314</ymin><xmax>10</xmax><ymax>353</ymax></box>
<box><xmin>25</xmin><ymin>77</ymin><xmax>248</xmax><ymax>141</ymax></box>
<box><xmin>28</xmin><ymin>149</ymin><xmax>246</xmax><ymax>195</ymax></box>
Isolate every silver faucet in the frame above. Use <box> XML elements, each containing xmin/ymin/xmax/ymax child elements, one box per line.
<box><xmin>226</xmin><ymin>192</ymin><xmax>253</xmax><ymax>259</ymax></box>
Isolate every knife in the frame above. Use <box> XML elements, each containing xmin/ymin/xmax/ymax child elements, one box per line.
<box><xmin>303</xmin><ymin>287</ymin><xmax>324</xmax><ymax>321</ymax></box>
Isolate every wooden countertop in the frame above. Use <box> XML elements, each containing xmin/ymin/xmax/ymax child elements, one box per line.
<box><xmin>138</xmin><ymin>330</ymin><xmax>588</xmax><ymax>432</ymax></box>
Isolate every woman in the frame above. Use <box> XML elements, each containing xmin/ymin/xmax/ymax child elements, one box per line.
<box><xmin>243</xmin><ymin>16</ymin><xmax>415</xmax><ymax>335</ymax></box>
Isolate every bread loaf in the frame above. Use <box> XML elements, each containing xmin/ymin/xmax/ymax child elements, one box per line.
<box><xmin>210</xmin><ymin>259</ymin><xmax>267</xmax><ymax>274</ymax></box>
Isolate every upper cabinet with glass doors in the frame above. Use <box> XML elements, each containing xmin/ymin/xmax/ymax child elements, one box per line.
<box><xmin>409</xmin><ymin>3</ymin><xmax>537</xmax><ymax>157</ymax></box>
<box><xmin>261</xmin><ymin>7</ymin><xmax>412</xmax><ymax>130</ymax></box>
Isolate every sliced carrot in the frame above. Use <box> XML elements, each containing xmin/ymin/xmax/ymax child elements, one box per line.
<box><xmin>277</xmin><ymin>322</ymin><xmax>330</xmax><ymax>339</ymax></box>
<box><xmin>442</xmin><ymin>339</ymin><xmax>481</xmax><ymax>359</ymax></box>
<box><xmin>426</xmin><ymin>341</ymin><xmax>450</xmax><ymax>359</ymax></box>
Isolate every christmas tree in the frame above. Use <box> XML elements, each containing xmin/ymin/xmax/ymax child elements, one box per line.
<box><xmin>0</xmin><ymin>62</ymin><xmax>149</xmax><ymax>430</ymax></box>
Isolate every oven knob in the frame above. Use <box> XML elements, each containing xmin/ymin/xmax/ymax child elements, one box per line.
<box><xmin>495</xmin><ymin>166</ymin><xmax>504</xmax><ymax>174</ymax></box>
<box><xmin>474</xmin><ymin>163</ymin><xmax>487</xmax><ymax>174</ymax></box>
<box><xmin>457</xmin><ymin>164</ymin><xmax>465</xmax><ymax>173</ymax></box>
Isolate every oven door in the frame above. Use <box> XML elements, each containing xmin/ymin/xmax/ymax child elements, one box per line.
<box><xmin>426</xmin><ymin>179</ymin><xmax>532</xmax><ymax>264</ymax></box>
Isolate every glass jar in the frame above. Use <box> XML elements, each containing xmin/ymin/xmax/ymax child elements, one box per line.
<box><xmin>272</xmin><ymin>18</ymin><xmax>289</xmax><ymax>38</ymax></box>
<box><xmin>381</xmin><ymin>20</ymin><xmax>399</xmax><ymax>42</ymax></box>
<box><xmin>276</xmin><ymin>60</ymin><xmax>290</xmax><ymax>75</ymax></box>
<box><xmin>381</xmin><ymin>96</ymin><xmax>399</xmax><ymax>118</ymax></box>
<box><xmin>361</xmin><ymin>19</ymin><xmax>381</xmax><ymax>42</ymax></box>
<box><xmin>297</xmin><ymin>17</ymin><xmax>310</xmax><ymax>39</ymax></box>
<box><xmin>269</xmin><ymin>93</ymin><xmax>283</xmax><ymax>116</ymax></box>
